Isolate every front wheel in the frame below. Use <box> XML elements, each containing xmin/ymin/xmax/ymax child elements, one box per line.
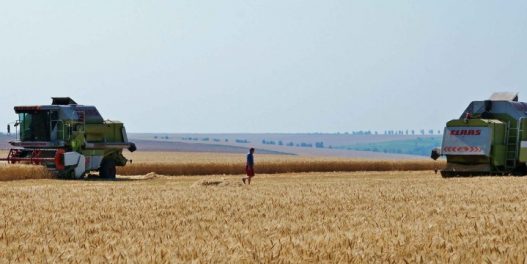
<box><xmin>512</xmin><ymin>163</ymin><xmax>527</xmax><ymax>176</ymax></box>
<box><xmin>441</xmin><ymin>170</ymin><xmax>456</xmax><ymax>178</ymax></box>
<box><xmin>99</xmin><ymin>159</ymin><xmax>116</xmax><ymax>180</ymax></box>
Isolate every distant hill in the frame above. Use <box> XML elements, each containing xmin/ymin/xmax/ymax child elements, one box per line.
<box><xmin>0</xmin><ymin>133</ymin><xmax>440</xmax><ymax>159</ymax></box>
<box><xmin>130</xmin><ymin>133</ymin><xmax>438</xmax><ymax>159</ymax></box>
<box><xmin>338</xmin><ymin>137</ymin><xmax>442</xmax><ymax>156</ymax></box>
<box><xmin>0</xmin><ymin>134</ymin><xmax>14</xmax><ymax>149</ymax></box>
<box><xmin>133</xmin><ymin>139</ymin><xmax>290</xmax><ymax>155</ymax></box>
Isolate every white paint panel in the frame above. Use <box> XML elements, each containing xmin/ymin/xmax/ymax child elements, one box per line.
<box><xmin>442</xmin><ymin>127</ymin><xmax>492</xmax><ymax>156</ymax></box>
<box><xmin>64</xmin><ymin>152</ymin><xmax>87</xmax><ymax>178</ymax></box>
<box><xmin>64</xmin><ymin>152</ymin><xmax>81</xmax><ymax>166</ymax></box>
<box><xmin>521</xmin><ymin>141</ymin><xmax>527</xmax><ymax>148</ymax></box>
<box><xmin>74</xmin><ymin>156</ymin><xmax>86</xmax><ymax>178</ymax></box>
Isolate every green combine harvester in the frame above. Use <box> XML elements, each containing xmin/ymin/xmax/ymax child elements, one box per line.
<box><xmin>432</xmin><ymin>92</ymin><xmax>527</xmax><ymax>177</ymax></box>
<box><xmin>1</xmin><ymin>97</ymin><xmax>136</xmax><ymax>179</ymax></box>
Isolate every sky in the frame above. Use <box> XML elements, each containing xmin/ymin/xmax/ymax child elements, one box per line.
<box><xmin>0</xmin><ymin>1</ymin><xmax>526</xmax><ymax>133</ymax></box>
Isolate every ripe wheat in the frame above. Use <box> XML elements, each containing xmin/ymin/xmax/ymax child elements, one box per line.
<box><xmin>120</xmin><ymin>151</ymin><xmax>443</xmax><ymax>176</ymax></box>
<box><xmin>0</xmin><ymin>164</ymin><xmax>52</xmax><ymax>181</ymax></box>
<box><xmin>0</xmin><ymin>151</ymin><xmax>443</xmax><ymax>180</ymax></box>
<box><xmin>0</xmin><ymin>171</ymin><xmax>525</xmax><ymax>262</ymax></box>
<box><xmin>117</xmin><ymin>159</ymin><xmax>443</xmax><ymax>176</ymax></box>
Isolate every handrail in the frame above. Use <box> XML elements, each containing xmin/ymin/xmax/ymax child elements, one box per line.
<box><xmin>518</xmin><ymin>117</ymin><xmax>525</xmax><ymax>149</ymax></box>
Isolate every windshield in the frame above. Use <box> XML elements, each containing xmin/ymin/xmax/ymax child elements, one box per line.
<box><xmin>19</xmin><ymin>111</ymin><xmax>51</xmax><ymax>141</ymax></box>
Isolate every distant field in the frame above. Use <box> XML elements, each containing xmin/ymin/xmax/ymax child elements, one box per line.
<box><xmin>127</xmin><ymin>151</ymin><xmax>359</xmax><ymax>164</ymax></box>
<box><xmin>0</xmin><ymin>171</ymin><xmax>526</xmax><ymax>262</ymax></box>
<box><xmin>0</xmin><ymin>134</ymin><xmax>13</xmax><ymax>149</ymax></box>
<box><xmin>343</xmin><ymin>137</ymin><xmax>442</xmax><ymax>156</ymax></box>
<box><xmin>126</xmin><ymin>151</ymin><xmax>296</xmax><ymax>164</ymax></box>
<box><xmin>131</xmin><ymin>133</ymin><xmax>440</xmax><ymax>146</ymax></box>
<box><xmin>130</xmin><ymin>133</ymin><xmax>440</xmax><ymax>158</ymax></box>
<box><xmin>131</xmin><ymin>139</ymin><xmax>291</xmax><ymax>155</ymax></box>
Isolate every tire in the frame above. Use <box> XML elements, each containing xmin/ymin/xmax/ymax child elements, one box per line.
<box><xmin>440</xmin><ymin>171</ymin><xmax>454</xmax><ymax>178</ymax></box>
<box><xmin>99</xmin><ymin>159</ymin><xmax>116</xmax><ymax>180</ymax></box>
<box><xmin>512</xmin><ymin>164</ymin><xmax>527</xmax><ymax>176</ymax></box>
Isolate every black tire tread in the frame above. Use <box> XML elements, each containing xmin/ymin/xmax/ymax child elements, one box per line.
<box><xmin>99</xmin><ymin>159</ymin><xmax>116</xmax><ymax>179</ymax></box>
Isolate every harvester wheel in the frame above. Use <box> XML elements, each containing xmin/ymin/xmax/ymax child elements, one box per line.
<box><xmin>513</xmin><ymin>164</ymin><xmax>527</xmax><ymax>176</ymax></box>
<box><xmin>440</xmin><ymin>171</ymin><xmax>456</xmax><ymax>178</ymax></box>
<box><xmin>100</xmin><ymin>159</ymin><xmax>116</xmax><ymax>180</ymax></box>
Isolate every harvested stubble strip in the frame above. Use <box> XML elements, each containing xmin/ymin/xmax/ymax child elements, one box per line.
<box><xmin>0</xmin><ymin>165</ymin><xmax>53</xmax><ymax>181</ymax></box>
<box><xmin>117</xmin><ymin>160</ymin><xmax>445</xmax><ymax>176</ymax></box>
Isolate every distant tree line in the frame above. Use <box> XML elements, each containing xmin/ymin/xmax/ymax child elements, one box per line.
<box><xmin>382</xmin><ymin>129</ymin><xmax>442</xmax><ymax>135</ymax></box>
<box><xmin>328</xmin><ymin>130</ymin><xmax>442</xmax><ymax>136</ymax></box>
<box><xmin>177</xmin><ymin>130</ymin><xmax>443</xmax><ymax>153</ymax></box>
<box><xmin>181</xmin><ymin>137</ymin><xmax>230</xmax><ymax>142</ymax></box>
<box><xmin>262</xmin><ymin>139</ymin><xmax>325</xmax><ymax>149</ymax></box>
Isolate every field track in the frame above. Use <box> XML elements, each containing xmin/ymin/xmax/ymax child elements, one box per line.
<box><xmin>1</xmin><ymin>171</ymin><xmax>526</xmax><ymax>262</ymax></box>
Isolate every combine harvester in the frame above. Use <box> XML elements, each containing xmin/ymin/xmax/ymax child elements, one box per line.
<box><xmin>432</xmin><ymin>92</ymin><xmax>527</xmax><ymax>177</ymax></box>
<box><xmin>1</xmin><ymin>97</ymin><xmax>136</xmax><ymax>179</ymax></box>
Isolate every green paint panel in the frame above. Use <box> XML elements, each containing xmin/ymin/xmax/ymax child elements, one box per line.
<box><xmin>520</xmin><ymin>147</ymin><xmax>527</xmax><ymax>162</ymax></box>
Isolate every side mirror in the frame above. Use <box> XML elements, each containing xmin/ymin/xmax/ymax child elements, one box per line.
<box><xmin>128</xmin><ymin>142</ymin><xmax>137</xmax><ymax>152</ymax></box>
<box><xmin>7</xmin><ymin>124</ymin><xmax>10</xmax><ymax>134</ymax></box>
<box><xmin>430</xmin><ymin>147</ymin><xmax>441</xmax><ymax>161</ymax></box>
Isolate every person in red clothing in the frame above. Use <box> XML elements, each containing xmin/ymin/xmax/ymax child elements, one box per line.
<box><xmin>243</xmin><ymin>148</ymin><xmax>255</xmax><ymax>184</ymax></box>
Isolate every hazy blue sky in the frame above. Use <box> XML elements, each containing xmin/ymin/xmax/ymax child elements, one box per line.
<box><xmin>1</xmin><ymin>1</ymin><xmax>526</xmax><ymax>133</ymax></box>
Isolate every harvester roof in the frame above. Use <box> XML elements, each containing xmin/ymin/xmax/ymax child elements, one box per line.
<box><xmin>461</xmin><ymin>92</ymin><xmax>527</xmax><ymax>119</ymax></box>
<box><xmin>489</xmin><ymin>92</ymin><xmax>518</xmax><ymax>102</ymax></box>
<box><xmin>14</xmin><ymin>98</ymin><xmax>104</xmax><ymax>124</ymax></box>
<box><xmin>52</xmin><ymin>97</ymin><xmax>78</xmax><ymax>105</ymax></box>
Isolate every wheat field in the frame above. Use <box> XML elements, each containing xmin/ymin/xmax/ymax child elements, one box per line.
<box><xmin>119</xmin><ymin>151</ymin><xmax>442</xmax><ymax>176</ymax></box>
<box><xmin>0</xmin><ymin>164</ymin><xmax>52</xmax><ymax>181</ymax></box>
<box><xmin>0</xmin><ymin>151</ymin><xmax>443</xmax><ymax>180</ymax></box>
<box><xmin>1</xmin><ymin>171</ymin><xmax>527</xmax><ymax>262</ymax></box>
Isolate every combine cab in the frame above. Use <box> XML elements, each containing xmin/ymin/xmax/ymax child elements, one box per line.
<box><xmin>433</xmin><ymin>92</ymin><xmax>527</xmax><ymax>177</ymax></box>
<box><xmin>1</xmin><ymin>97</ymin><xmax>136</xmax><ymax>179</ymax></box>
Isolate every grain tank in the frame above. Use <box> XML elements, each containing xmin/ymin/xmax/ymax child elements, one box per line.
<box><xmin>434</xmin><ymin>92</ymin><xmax>527</xmax><ymax>177</ymax></box>
<box><xmin>1</xmin><ymin>98</ymin><xmax>136</xmax><ymax>179</ymax></box>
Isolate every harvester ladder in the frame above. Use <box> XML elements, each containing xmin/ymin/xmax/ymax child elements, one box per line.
<box><xmin>505</xmin><ymin>120</ymin><xmax>523</xmax><ymax>170</ymax></box>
